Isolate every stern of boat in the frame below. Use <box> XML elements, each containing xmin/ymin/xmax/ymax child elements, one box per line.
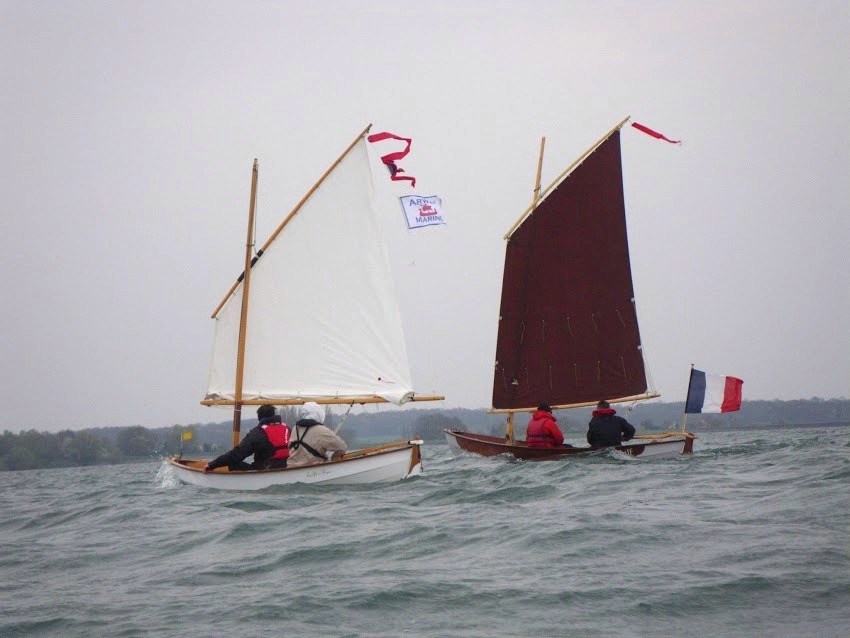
<box><xmin>617</xmin><ymin>433</ymin><xmax>697</xmax><ymax>458</ymax></box>
<box><xmin>405</xmin><ymin>439</ymin><xmax>424</xmax><ymax>478</ymax></box>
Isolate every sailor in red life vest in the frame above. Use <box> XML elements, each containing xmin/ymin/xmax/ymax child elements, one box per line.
<box><xmin>526</xmin><ymin>403</ymin><xmax>566</xmax><ymax>448</ymax></box>
<box><xmin>202</xmin><ymin>404</ymin><xmax>290</xmax><ymax>473</ymax></box>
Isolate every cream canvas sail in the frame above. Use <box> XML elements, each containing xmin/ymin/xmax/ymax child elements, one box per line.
<box><xmin>204</xmin><ymin>137</ymin><xmax>415</xmax><ymax>405</ymax></box>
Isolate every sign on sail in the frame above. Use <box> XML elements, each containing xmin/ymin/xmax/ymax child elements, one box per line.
<box><xmin>400</xmin><ymin>194</ymin><xmax>446</xmax><ymax>229</ymax></box>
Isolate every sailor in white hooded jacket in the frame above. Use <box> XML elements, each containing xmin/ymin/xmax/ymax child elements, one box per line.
<box><xmin>288</xmin><ymin>402</ymin><xmax>348</xmax><ymax>467</ymax></box>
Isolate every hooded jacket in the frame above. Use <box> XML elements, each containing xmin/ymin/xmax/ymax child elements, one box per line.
<box><xmin>205</xmin><ymin>415</ymin><xmax>290</xmax><ymax>471</ymax></box>
<box><xmin>586</xmin><ymin>408</ymin><xmax>636</xmax><ymax>447</ymax></box>
<box><xmin>526</xmin><ymin>410</ymin><xmax>565</xmax><ymax>448</ymax></box>
<box><xmin>287</xmin><ymin>402</ymin><xmax>348</xmax><ymax>468</ymax></box>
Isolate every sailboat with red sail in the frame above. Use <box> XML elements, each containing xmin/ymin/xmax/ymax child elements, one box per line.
<box><xmin>444</xmin><ymin>117</ymin><xmax>695</xmax><ymax>459</ymax></box>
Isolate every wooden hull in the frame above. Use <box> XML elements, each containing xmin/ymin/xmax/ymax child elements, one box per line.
<box><xmin>444</xmin><ymin>429</ymin><xmax>694</xmax><ymax>460</ymax></box>
<box><xmin>167</xmin><ymin>440</ymin><xmax>423</xmax><ymax>490</ymax></box>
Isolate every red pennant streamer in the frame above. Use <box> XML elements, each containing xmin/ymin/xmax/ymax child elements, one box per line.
<box><xmin>367</xmin><ymin>131</ymin><xmax>416</xmax><ymax>187</ymax></box>
<box><xmin>631</xmin><ymin>122</ymin><xmax>681</xmax><ymax>145</ymax></box>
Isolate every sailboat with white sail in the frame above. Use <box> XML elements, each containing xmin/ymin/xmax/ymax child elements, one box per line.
<box><xmin>445</xmin><ymin>117</ymin><xmax>694</xmax><ymax>459</ymax></box>
<box><xmin>168</xmin><ymin>125</ymin><xmax>443</xmax><ymax>489</ymax></box>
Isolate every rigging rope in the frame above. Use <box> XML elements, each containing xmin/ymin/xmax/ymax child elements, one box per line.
<box><xmin>333</xmin><ymin>403</ymin><xmax>355</xmax><ymax>434</ymax></box>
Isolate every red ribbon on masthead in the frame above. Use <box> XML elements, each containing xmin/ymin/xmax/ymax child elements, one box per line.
<box><xmin>631</xmin><ymin>122</ymin><xmax>682</xmax><ymax>145</ymax></box>
<box><xmin>367</xmin><ymin>132</ymin><xmax>416</xmax><ymax>187</ymax></box>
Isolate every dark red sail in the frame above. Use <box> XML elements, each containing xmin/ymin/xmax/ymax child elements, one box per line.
<box><xmin>492</xmin><ymin>130</ymin><xmax>648</xmax><ymax>409</ymax></box>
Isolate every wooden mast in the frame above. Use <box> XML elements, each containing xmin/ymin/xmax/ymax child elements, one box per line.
<box><xmin>490</xmin><ymin>392</ymin><xmax>661</xmax><ymax>414</ymax></box>
<box><xmin>532</xmin><ymin>136</ymin><xmax>546</xmax><ymax>202</ymax></box>
<box><xmin>492</xmin><ymin>119</ymin><xmax>661</xmax><ymax>417</ymax></box>
<box><xmin>505</xmin><ymin>136</ymin><xmax>547</xmax><ymax>444</ymax></box>
<box><xmin>212</xmin><ymin>124</ymin><xmax>373</xmax><ymax>319</ymax></box>
<box><xmin>231</xmin><ymin>159</ymin><xmax>259</xmax><ymax>447</ymax></box>
<box><xmin>680</xmin><ymin>363</ymin><xmax>695</xmax><ymax>432</ymax></box>
<box><xmin>203</xmin><ymin>126</ymin><xmax>445</xmax><ymax>409</ymax></box>
<box><xmin>204</xmin><ymin>395</ymin><xmax>444</xmax><ymax>407</ymax></box>
<box><xmin>503</xmin><ymin>116</ymin><xmax>630</xmax><ymax>240</ymax></box>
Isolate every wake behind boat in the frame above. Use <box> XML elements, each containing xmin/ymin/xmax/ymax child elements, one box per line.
<box><xmin>445</xmin><ymin>117</ymin><xmax>695</xmax><ymax>460</ymax></box>
<box><xmin>168</xmin><ymin>125</ymin><xmax>443</xmax><ymax>490</ymax></box>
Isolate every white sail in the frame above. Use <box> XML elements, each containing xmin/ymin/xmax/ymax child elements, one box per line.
<box><xmin>204</xmin><ymin>137</ymin><xmax>415</xmax><ymax>405</ymax></box>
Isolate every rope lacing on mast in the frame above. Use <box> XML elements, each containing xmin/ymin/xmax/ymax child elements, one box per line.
<box><xmin>252</xmin><ymin>184</ymin><xmax>260</xmax><ymax>258</ymax></box>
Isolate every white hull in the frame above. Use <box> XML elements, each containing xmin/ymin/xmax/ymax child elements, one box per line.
<box><xmin>617</xmin><ymin>438</ymin><xmax>689</xmax><ymax>458</ymax></box>
<box><xmin>167</xmin><ymin>441</ymin><xmax>422</xmax><ymax>491</ymax></box>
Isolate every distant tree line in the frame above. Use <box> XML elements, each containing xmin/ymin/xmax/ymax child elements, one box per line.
<box><xmin>0</xmin><ymin>425</ymin><xmax>204</xmax><ymax>472</ymax></box>
<box><xmin>1</xmin><ymin>398</ymin><xmax>847</xmax><ymax>472</ymax></box>
<box><xmin>347</xmin><ymin>398</ymin><xmax>850</xmax><ymax>438</ymax></box>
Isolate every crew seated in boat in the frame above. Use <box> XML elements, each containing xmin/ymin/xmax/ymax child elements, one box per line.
<box><xmin>287</xmin><ymin>402</ymin><xmax>348</xmax><ymax>468</ymax></box>
<box><xmin>586</xmin><ymin>400</ymin><xmax>636</xmax><ymax>447</ymax></box>
<box><xmin>526</xmin><ymin>403</ymin><xmax>570</xmax><ymax>448</ymax></box>
<box><xmin>202</xmin><ymin>404</ymin><xmax>290</xmax><ymax>473</ymax></box>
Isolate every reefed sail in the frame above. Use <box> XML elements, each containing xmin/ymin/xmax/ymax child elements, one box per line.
<box><xmin>204</xmin><ymin>137</ymin><xmax>415</xmax><ymax>405</ymax></box>
<box><xmin>493</xmin><ymin>129</ymin><xmax>650</xmax><ymax>409</ymax></box>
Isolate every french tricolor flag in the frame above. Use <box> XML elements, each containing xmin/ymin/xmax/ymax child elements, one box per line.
<box><xmin>685</xmin><ymin>369</ymin><xmax>743</xmax><ymax>413</ymax></box>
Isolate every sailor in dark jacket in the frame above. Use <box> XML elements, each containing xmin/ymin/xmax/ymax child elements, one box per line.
<box><xmin>586</xmin><ymin>400</ymin><xmax>636</xmax><ymax>447</ymax></box>
<box><xmin>202</xmin><ymin>404</ymin><xmax>290</xmax><ymax>472</ymax></box>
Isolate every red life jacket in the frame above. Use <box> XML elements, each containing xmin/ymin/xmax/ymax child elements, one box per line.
<box><xmin>261</xmin><ymin>423</ymin><xmax>290</xmax><ymax>459</ymax></box>
<box><xmin>526</xmin><ymin>410</ymin><xmax>561</xmax><ymax>448</ymax></box>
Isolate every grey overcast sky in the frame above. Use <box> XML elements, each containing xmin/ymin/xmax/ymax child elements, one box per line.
<box><xmin>1</xmin><ymin>1</ymin><xmax>848</xmax><ymax>432</ymax></box>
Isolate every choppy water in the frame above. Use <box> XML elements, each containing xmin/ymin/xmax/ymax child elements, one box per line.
<box><xmin>1</xmin><ymin>427</ymin><xmax>848</xmax><ymax>638</ymax></box>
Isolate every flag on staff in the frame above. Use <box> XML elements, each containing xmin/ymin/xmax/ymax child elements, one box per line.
<box><xmin>367</xmin><ymin>131</ymin><xmax>416</xmax><ymax>187</ymax></box>
<box><xmin>685</xmin><ymin>369</ymin><xmax>743</xmax><ymax>413</ymax></box>
<box><xmin>631</xmin><ymin>122</ymin><xmax>682</xmax><ymax>145</ymax></box>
